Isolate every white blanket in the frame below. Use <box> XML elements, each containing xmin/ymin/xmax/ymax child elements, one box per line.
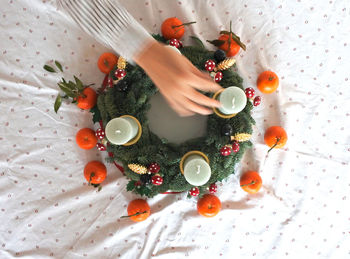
<box><xmin>1</xmin><ymin>0</ymin><xmax>349</xmax><ymax>258</ymax></box>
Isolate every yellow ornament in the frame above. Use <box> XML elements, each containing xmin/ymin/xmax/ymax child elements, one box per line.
<box><xmin>128</xmin><ymin>163</ymin><xmax>148</xmax><ymax>175</ymax></box>
<box><xmin>117</xmin><ymin>56</ymin><xmax>127</xmax><ymax>70</ymax></box>
<box><xmin>231</xmin><ymin>133</ymin><xmax>252</xmax><ymax>142</ymax></box>
<box><xmin>215</xmin><ymin>57</ymin><xmax>236</xmax><ymax>71</ymax></box>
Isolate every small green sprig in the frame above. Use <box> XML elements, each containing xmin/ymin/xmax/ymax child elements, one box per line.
<box><xmin>43</xmin><ymin>61</ymin><xmax>88</xmax><ymax>113</ymax></box>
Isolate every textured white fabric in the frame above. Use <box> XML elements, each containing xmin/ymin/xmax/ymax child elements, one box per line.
<box><xmin>1</xmin><ymin>0</ymin><xmax>350</xmax><ymax>258</ymax></box>
<box><xmin>57</xmin><ymin>0</ymin><xmax>154</xmax><ymax>62</ymax></box>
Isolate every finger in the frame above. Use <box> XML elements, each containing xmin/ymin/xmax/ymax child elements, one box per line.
<box><xmin>165</xmin><ymin>96</ymin><xmax>195</xmax><ymax>117</ymax></box>
<box><xmin>188</xmin><ymin>67</ymin><xmax>222</xmax><ymax>92</ymax></box>
<box><xmin>180</xmin><ymin>97</ymin><xmax>214</xmax><ymax>115</ymax></box>
<box><xmin>184</xmin><ymin>88</ymin><xmax>221</xmax><ymax>108</ymax></box>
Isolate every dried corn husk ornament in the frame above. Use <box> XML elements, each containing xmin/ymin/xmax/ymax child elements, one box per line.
<box><xmin>215</xmin><ymin>57</ymin><xmax>236</xmax><ymax>71</ymax></box>
<box><xmin>128</xmin><ymin>163</ymin><xmax>148</xmax><ymax>175</ymax></box>
<box><xmin>117</xmin><ymin>56</ymin><xmax>127</xmax><ymax>70</ymax></box>
<box><xmin>231</xmin><ymin>133</ymin><xmax>252</xmax><ymax>142</ymax></box>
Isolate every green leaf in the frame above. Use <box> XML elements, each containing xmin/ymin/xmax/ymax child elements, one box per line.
<box><xmin>55</xmin><ymin>60</ymin><xmax>63</xmax><ymax>72</ymax></box>
<box><xmin>68</xmin><ymin>81</ymin><xmax>77</xmax><ymax>91</ymax></box>
<box><xmin>231</xmin><ymin>33</ymin><xmax>246</xmax><ymax>51</ymax></box>
<box><xmin>54</xmin><ymin>94</ymin><xmax>62</xmax><ymax>113</ymax></box>
<box><xmin>190</xmin><ymin>36</ymin><xmax>205</xmax><ymax>48</ymax></box>
<box><xmin>206</xmin><ymin>39</ymin><xmax>225</xmax><ymax>47</ymax></box>
<box><xmin>219</xmin><ymin>30</ymin><xmax>246</xmax><ymax>51</ymax></box>
<box><xmin>43</xmin><ymin>65</ymin><xmax>56</xmax><ymax>73</ymax></box>
<box><xmin>74</xmin><ymin>76</ymin><xmax>84</xmax><ymax>91</ymax></box>
<box><xmin>219</xmin><ymin>30</ymin><xmax>231</xmax><ymax>35</ymax></box>
<box><xmin>90</xmin><ymin>105</ymin><xmax>102</xmax><ymax>124</ymax></box>
<box><xmin>58</xmin><ymin>82</ymin><xmax>76</xmax><ymax>98</ymax></box>
<box><xmin>126</xmin><ymin>181</ymin><xmax>136</xmax><ymax>191</ymax></box>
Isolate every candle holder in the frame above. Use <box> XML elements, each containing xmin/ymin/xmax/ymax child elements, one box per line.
<box><xmin>212</xmin><ymin>89</ymin><xmax>237</xmax><ymax>119</ymax></box>
<box><xmin>180</xmin><ymin>150</ymin><xmax>210</xmax><ymax>175</ymax></box>
<box><xmin>120</xmin><ymin>115</ymin><xmax>142</xmax><ymax>146</ymax></box>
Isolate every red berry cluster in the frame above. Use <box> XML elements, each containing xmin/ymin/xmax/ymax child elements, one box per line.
<box><xmin>220</xmin><ymin>141</ymin><xmax>240</xmax><ymax>156</ymax></box>
<box><xmin>148</xmin><ymin>163</ymin><xmax>160</xmax><ymax>174</ymax></box>
<box><xmin>147</xmin><ymin>163</ymin><xmax>163</xmax><ymax>185</ymax></box>
<box><xmin>169</xmin><ymin>38</ymin><xmax>182</xmax><ymax>48</ymax></box>
<box><xmin>95</xmin><ymin>128</ymin><xmax>105</xmax><ymax>140</ymax></box>
<box><xmin>245</xmin><ymin>87</ymin><xmax>255</xmax><ymax>99</ymax></box>
<box><xmin>151</xmin><ymin>175</ymin><xmax>163</xmax><ymax>185</ymax></box>
<box><xmin>189</xmin><ymin>187</ymin><xmax>200</xmax><ymax>196</ymax></box>
<box><xmin>220</xmin><ymin>146</ymin><xmax>232</xmax><ymax>156</ymax></box>
<box><xmin>204</xmin><ymin>59</ymin><xmax>216</xmax><ymax>72</ymax></box>
<box><xmin>209</xmin><ymin>183</ymin><xmax>217</xmax><ymax>194</ymax></box>
<box><xmin>114</xmin><ymin>69</ymin><xmax>126</xmax><ymax>79</ymax></box>
<box><xmin>95</xmin><ymin>128</ymin><xmax>107</xmax><ymax>151</ymax></box>
<box><xmin>96</xmin><ymin>143</ymin><xmax>106</xmax><ymax>151</ymax></box>
<box><xmin>245</xmin><ymin>87</ymin><xmax>261</xmax><ymax>107</ymax></box>
<box><xmin>214</xmin><ymin>71</ymin><xmax>223</xmax><ymax>82</ymax></box>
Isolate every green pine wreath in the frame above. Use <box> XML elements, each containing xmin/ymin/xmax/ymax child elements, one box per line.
<box><xmin>95</xmin><ymin>35</ymin><xmax>255</xmax><ymax>198</ymax></box>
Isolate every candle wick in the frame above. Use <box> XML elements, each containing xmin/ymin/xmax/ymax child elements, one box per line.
<box><xmin>196</xmin><ymin>165</ymin><xmax>201</xmax><ymax>174</ymax></box>
<box><xmin>115</xmin><ymin>130</ymin><xmax>121</xmax><ymax>134</ymax></box>
<box><xmin>231</xmin><ymin>97</ymin><xmax>235</xmax><ymax>109</ymax></box>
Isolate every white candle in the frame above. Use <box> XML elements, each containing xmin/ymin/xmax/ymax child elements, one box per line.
<box><xmin>183</xmin><ymin>155</ymin><xmax>211</xmax><ymax>186</ymax></box>
<box><xmin>105</xmin><ymin>117</ymin><xmax>139</xmax><ymax>145</ymax></box>
<box><xmin>218</xmin><ymin>86</ymin><xmax>247</xmax><ymax>115</ymax></box>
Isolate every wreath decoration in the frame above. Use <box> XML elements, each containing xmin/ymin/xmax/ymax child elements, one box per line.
<box><xmin>94</xmin><ymin>35</ymin><xmax>255</xmax><ymax>198</ymax></box>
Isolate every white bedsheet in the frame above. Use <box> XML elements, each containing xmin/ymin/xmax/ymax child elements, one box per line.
<box><xmin>1</xmin><ymin>0</ymin><xmax>350</xmax><ymax>258</ymax></box>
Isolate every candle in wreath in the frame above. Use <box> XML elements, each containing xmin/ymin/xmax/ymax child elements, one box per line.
<box><xmin>181</xmin><ymin>151</ymin><xmax>211</xmax><ymax>186</ymax></box>
<box><xmin>105</xmin><ymin>115</ymin><xmax>141</xmax><ymax>145</ymax></box>
<box><xmin>217</xmin><ymin>86</ymin><xmax>247</xmax><ymax>115</ymax></box>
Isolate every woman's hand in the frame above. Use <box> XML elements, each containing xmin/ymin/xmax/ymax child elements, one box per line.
<box><xmin>135</xmin><ymin>41</ymin><xmax>222</xmax><ymax>116</ymax></box>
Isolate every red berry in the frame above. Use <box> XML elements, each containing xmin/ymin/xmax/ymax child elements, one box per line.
<box><xmin>178</xmin><ymin>40</ymin><xmax>183</xmax><ymax>48</ymax></box>
<box><xmin>108</xmin><ymin>77</ymin><xmax>114</xmax><ymax>88</ymax></box>
<box><xmin>189</xmin><ymin>187</ymin><xmax>200</xmax><ymax>197</ymax></box>
<box><xmin>114</xmin><ymin>69</ymin><xmax>126</xmax><ymax>79</ymax></box>
<box><xmin>245</xmin><ymin>87</ymin><xmax>255</xmax><ymax>99</ymax></box>
<box><xmin>95</xmin><ymin>128</ymin><xmax>105</xmax><ymax>140</ymax></box>
<box><xmin>169</xmin><ymin>38</ymin><xmax>180</xmax><ymax>48</ymax></box>
<box><xmin>96</xmin><ymin>143</ymin><xmax>106</xmax><ymax>151</ymax></box>
<box><xmin>253</xmin><ymin>96</ymin><xmax>261</xmax><ymax>106</ymax></box>
<box><xmin>148</xmin><ymin>162</ymin><xmax>160</xmax><ymax>174</ymax></box>
<box><xmin>151</xmin><ymin>175</ymin><xmax>163</xmax><ymax>185</ymax></box>
<box><xmin>220</xmin><ymin>146</ymin><xmax>232</xmax><ymax>156</ymax></box>
<box><xmin>209</xmin><ymin>183</ymin><xmax>217</xmax><ymax>194</ymax></box>
<box><xmin>232</xmin><ymin>141</ymin><xmax>240</xmax><ymax>153</ymax></box>
<box><xmin>214</xmin><ymin>71</ymin><xmax>223</xmax><ymax>82</ymax></box>
<box><xmin>204</xmin><ymin>59</ymin><xmax>216</xmax><ymax>72</ymax></box>
<box><xmin>134</xmin><ymin>181</ymin><xmax>142</xmax><ymax>187</ymax></box>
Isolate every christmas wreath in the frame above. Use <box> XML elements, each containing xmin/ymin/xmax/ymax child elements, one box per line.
<box><xmin>93</xmin><ymin>34</ymin><xmax>256</xmax><ymax>198</ymax></box>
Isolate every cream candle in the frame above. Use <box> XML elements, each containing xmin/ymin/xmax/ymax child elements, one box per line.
<box><xmin>183</xmin><ymin>155</ymin><xmax>211</xmax><ymax>186</ymax></box>
<box><xmin>218</xmin><ymin>86</ymin><xmax>247</xmax><ymax>115</ymax></box>
<box><xmin>105</xmin><ymin>117</ymin><xmax>139</xmax><ymax>145</ymax></box>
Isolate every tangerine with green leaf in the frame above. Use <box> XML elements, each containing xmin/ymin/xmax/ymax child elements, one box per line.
<box><xmin>161</xmin><ymin>17</ymin><xmax>196</xmax><ymax>40</ymax></box>
<box><xmin>97</xmin><ymin>52</ymin><xmax>118</xmax><ymax>74</ymax></box>
<box><xmin>257</xmin><ymin>71</ymin><xmax>279</xmax><ymax>94</ymax></box>
<box><xmin>218</xmin><ymin>34</ymin><xmax>240</xmax><ymax>57</ymax></box>
<box><xmin>264</xmin><ymin>126</ymin><xmax>287</xmax><ymax>152</ymax></box>
<box><xmin>77</xmin><ymin>87</ymin><xmax>97</xmax><ymax>110</ymax></box>
<box><xmin>197</xmin><ymin>194</ymin><xmax>221</xmax><ymax>217</ymax></box>
<box><xmin>76</xmin><ymin>128</ymin><xmax>97</xmax><ymax>150</ymax></box>
<box><xmin>84</xmin><ymin>161</ymin><xmax>107</xmax><ymax>184</ymax></box>
<box><xmin>124</xmin><ymin>199</ymin><xmax>150</xmax><ymax>222</ymax></box>
<box><xmin>240</xmin><ymin>171</ymin><xmax>262</xmax><ymax>194</ymax></box>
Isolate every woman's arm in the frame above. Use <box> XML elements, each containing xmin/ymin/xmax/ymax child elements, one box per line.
<box><xmin>58</xmin><ymin>0</ymin><xmax>221</xmax><ymax>116</ymax></box>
